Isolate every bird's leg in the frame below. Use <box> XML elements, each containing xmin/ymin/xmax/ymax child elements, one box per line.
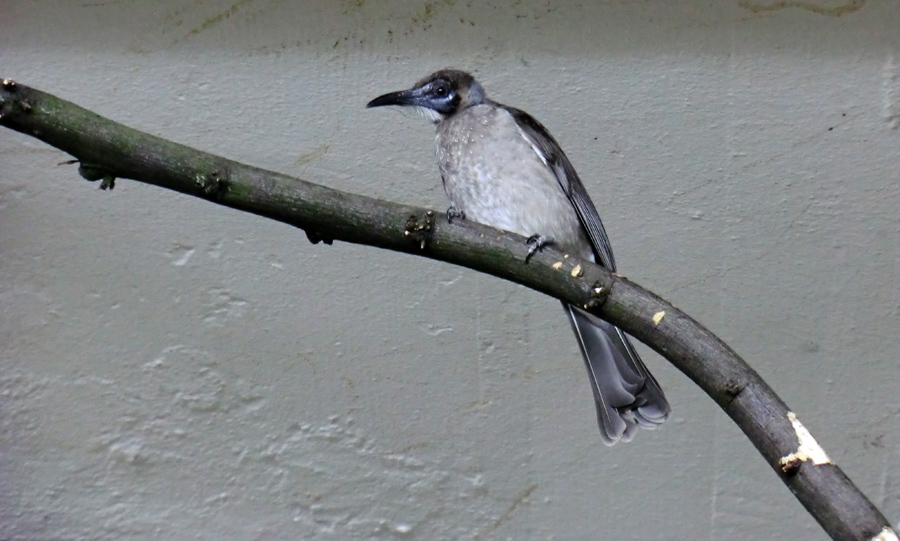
<box><xmin>446</xmin><ymin>206</ymin><xmax>466</xmax><ymax>223</ymax></box>
<box><xmin>525</xmin><ymin>234</ymin><xmax>555</xmax><ymax>263</ymax></box>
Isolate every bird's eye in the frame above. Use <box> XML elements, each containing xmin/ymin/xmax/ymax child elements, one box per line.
<box><xmin>434</xmin><ymin>84</ymin><xmax>449</xmax><ymax>97</ymax></box>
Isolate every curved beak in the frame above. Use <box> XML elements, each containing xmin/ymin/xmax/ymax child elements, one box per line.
<box><xmin>366</xmin><ymin>88</ymin><xmax>421</xmax><ymax>108</ymax></box>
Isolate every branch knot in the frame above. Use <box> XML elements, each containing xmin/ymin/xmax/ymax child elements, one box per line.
<box><xmin>194</xmin><ymin>169</ymin><xmax>229</xmax><ymax>198</ymax></box>
<box><xmin>404</xmin><ymin>210</ymin><xmax>435</xmax><ymax>250</ymax></box>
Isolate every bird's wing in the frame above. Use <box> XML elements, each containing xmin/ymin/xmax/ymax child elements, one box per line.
<box><xmin>502</xmin><ymin>105</ymin><xmax>617</xmax><ymax>272</ymax></box>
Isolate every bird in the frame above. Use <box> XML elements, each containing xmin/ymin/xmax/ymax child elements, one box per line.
<box><xmin>367</xmin><ymin>69</ymin><xmax>669</xmax><ymax>444</ymax></box>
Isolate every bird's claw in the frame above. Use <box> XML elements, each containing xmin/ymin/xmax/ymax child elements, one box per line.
<box><xmin>525</xmin><ymin>234</ymin><xmax>554</xmax><ymax>263</ymax></box>
<box><xmin>446</xmin><ymin>206</ymin><xmax>466</xmax><ymax>223</ymax></box>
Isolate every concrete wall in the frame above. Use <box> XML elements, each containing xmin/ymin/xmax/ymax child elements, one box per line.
<box><xmin>2</xmin><ymin>1</ymin><xmax>898</xmax><ymax>539</ymax></box>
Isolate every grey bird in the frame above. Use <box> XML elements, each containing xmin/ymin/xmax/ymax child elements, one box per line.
<box><xmin>367</xmin><ymin>69</ymin><xmax>669</xmax><ymax>444</ymax></box>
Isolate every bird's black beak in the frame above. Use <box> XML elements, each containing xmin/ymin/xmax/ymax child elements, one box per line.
<box><xmin>366</xmin><ymin>88</ymin><xmax>420</xmax><ymax>108</ymax></box>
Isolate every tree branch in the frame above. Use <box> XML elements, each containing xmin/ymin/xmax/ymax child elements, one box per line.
<box><xmin>0</xmin><ymin>78</ymin><xmax>894</xmax><ymax>541</ymax></box>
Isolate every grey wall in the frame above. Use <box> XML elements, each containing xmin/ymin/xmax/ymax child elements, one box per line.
<box><xmin>2</xmin><ymin>1</ymin><xmax>899</xmax><ymax>539</ymax></box>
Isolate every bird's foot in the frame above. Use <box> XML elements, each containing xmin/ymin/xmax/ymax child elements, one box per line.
<box><xmin>525</xmin><ymin>234</ymin><xmax>554</xmax><ymax>263</ymax></box>
<box><xmin>446</xmin><ymin>206</ymin><xmax>466</xmax><ymax>223</ymax></box>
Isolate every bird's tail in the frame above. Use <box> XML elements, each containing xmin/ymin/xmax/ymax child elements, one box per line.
<box><xmin>563</xmin><ymin>303</ymin><xmax>670</xmax><ymax>445</ymax></box>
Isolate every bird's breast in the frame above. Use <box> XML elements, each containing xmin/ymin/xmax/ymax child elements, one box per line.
<box><xmin>435</xmin><ymin>105</ymin><xmax>592</xmax><ymax>258</ymax></box>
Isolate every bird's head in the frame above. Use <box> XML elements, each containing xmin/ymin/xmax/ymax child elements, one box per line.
<box><xmin>366</xmin><ymin>69</ymin><xmax>485</xmax><ymax>123</ymax></box>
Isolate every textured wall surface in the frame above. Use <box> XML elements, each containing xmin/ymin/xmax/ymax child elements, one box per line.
<box><xmin>2</xmin><ymin>1</ymin><xmax>899</xmax><ymax>539</ymax></box>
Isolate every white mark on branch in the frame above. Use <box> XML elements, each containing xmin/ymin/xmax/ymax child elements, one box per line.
<box><xmin>652</xmin><ymin>311</ymin><xmax>666</xmax><ymax>325</ymax></box>
<box><xmin>570</xmin><ymin>265</ymin><xmax>583</xmax><ymax>277</ymax></box>
<box><xmin>780</xmin><ymin>412</ymin><xmax>831</xmax><ymax>470</ymax></box>
<box><xmin>871</xmin><ymin>527</ymin><xmax>899</xmax><ymax>541</ymax></box>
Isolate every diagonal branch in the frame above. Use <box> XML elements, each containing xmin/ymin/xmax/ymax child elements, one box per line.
<box><xmin>0</xmin><ymin>78</ymin><xmax>893</xmax><ymax>541</ymax></box>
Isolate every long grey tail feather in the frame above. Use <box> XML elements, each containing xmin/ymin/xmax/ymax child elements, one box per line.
<box><xmin>563</xmin><ymin>302</ymin><xmax>670</xmax><ymax>445</ymax></box>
